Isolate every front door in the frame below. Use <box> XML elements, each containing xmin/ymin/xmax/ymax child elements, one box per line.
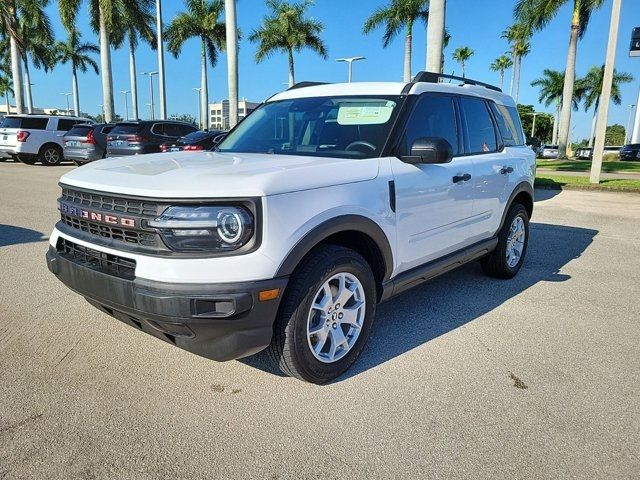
<box><xmin>390</xmin><ymin>93</ymin><xmax>475</xmax><ymax>275</ymax></box>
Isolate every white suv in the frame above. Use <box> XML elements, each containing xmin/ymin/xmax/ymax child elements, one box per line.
<box><xmin>46</xmin><ymin>73</ymin><xmax>535</xmax><ymax>383</ymax></box>
<box><xmin>0</xmin><ymin>114</ymin><xmax>93</xmax><ymax>166</ymax></box>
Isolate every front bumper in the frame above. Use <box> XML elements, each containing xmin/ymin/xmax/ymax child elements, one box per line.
<box><xmin>46</xmin><ymin>246</ymin><xmax>288</xmax><ymax>361</ymax></box>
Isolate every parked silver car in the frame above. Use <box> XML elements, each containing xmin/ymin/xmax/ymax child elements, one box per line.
<box><xmin>539</xmin><ymin>145</ymin><xmax>559</xmax><ymax>159</ymax></box>
<box><xmin>63</xmin><ymin>123</ymin><xmax>114</xmax><ymax>165</ymax></box>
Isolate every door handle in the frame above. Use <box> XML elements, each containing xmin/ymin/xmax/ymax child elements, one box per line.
<box><xmin>452</xmin><ymin>173</ymin><xmax>471</xmax><ymax>183</ymax></box>
<box><xmin>500</xmin><ymin>166</ymin><xmax>514</xmax><ymax>175</ymax></box>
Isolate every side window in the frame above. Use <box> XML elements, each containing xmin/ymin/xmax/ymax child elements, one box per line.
<box><xmin>21</xmin><ymin>118</ymin><xmax>49</xmax><ymax>130</ymax></box>
<box><xmin>180</xmin><ymin>124</ymin><xmax>196</xmax><ymax>136</ymax></box>
<box><xmin>402</xmin><ymin>94</ymin><xmax>459</xmax><ymax>156</ymax></box>
<box><xmin>152</xmin><ymin>123</ymin><xmax>167</xmax><ymax>136</ymax></box>
<box><xmin>57</xmin><ymin>119</ymin><xmax>78</xmax><ymax>131</ymax></box>
<box><xmin>459</xmin><ymin>97</ymin><xmax>498</xmax><ymax>154</ymax></box>
<box><xmin>490</xmin><ymin>103</ymin><xmax>525</xmax><ymax>146</ymax></box>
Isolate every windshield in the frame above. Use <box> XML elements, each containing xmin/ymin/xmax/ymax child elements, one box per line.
<box><xmin>217</xmin><ymin>96</ymin><xmax>401</xmax><ymax>159</ymax></box>
<box><xmin>111</xmin><ymin>123</ymin><xmax>143</xmax><ymax>135</ymax></box>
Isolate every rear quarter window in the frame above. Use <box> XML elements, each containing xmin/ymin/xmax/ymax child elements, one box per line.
<box><xmin>57</xmin><ymin>119</ymin><xmax>80</xmax><ymax>131</ymax></box>
<box><xmin>111</xmin><ymin>123</ymin><xmax>144</xmax><ymax>134</ymax></box>
<box><xmin>65</xmin><ymin>126</ymin><xmax>93</xmax><ymax>137</ymax></box>
<box><xmin>490</xmin><ymin>103</ymin><xmax>525</xmax><ymax>146</ymax></box>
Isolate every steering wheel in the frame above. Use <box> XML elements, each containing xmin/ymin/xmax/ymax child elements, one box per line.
<box><xmin>345</xmin><ymin>140</ymin><xmax>376</xmax><ymax>152</ymax></box>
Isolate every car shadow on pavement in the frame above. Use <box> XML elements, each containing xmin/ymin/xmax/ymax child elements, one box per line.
<box><xmin>0</xmin><ymin>224</ymin><xmax>48</xmax><ymax>247</ymax></box>
<box><xmin>240</xmin><ymin>222</ymin><xmax>597</xmax><ymax>382</ymax></box>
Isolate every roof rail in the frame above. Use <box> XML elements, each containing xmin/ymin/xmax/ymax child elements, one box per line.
<box><xmin>287</xmin><ymin>81</ymin><xmax>330</xmax><ymax>90</ymax></box>
<box><xmin>412</xmin><ymin>71</ymin><xmax>502</xmax><ymax>92</ymax></box>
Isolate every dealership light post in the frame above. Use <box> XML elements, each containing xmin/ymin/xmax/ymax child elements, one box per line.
<box><xmin>336</xmin><ymin>56</ymin><xmax>365</xmax><ymax>83</ymax></box>
<box><xmin>625</xmin><ymin>104</ymin><xmax>636</xmax><ymax>144</ymax></box>
<box><xmin>61</xmin><ymin>93</ymin><xmax>72</xmax><ymax>115</ymax></box>
<box><xmin>121</xmin><ymin>90</ymin><xmax>130</xmax><ymax>120</ymax></box>
<box><xmin>193</xmin><ymin>87</ymin><xmax>202</xmax><ymax>129</ymax></box>
<box><xmin>630</xmin><ymin>27</ymin><xmax>640</xmax><ymax>143</ymax></box>
<box><xmin>141</xmin><ymin>72</ymin><xmax>158</xmax><ymax>120</ymax></box>
<box><xmin>156</xmin><ymin>0</ymin><xmax>167</xmax><ymax>119</ymax></box>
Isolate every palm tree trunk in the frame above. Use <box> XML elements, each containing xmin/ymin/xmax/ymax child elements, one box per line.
<box><xmin>22</xmin><ymin>56</ymin><xmax>33</xmax><ymax>113</ymax></box>
<box><xmin>426</xmin><ymin>0</ymin><xmax>446</xmax><ymax>72</ymax></box>
<box><xmin>403</xmin><ymin>28</ymin><xmax>412</xmax><ymax>82</ymax></box>
<box><xmin>9</xmin><ymin>35</ymin><xmax>24</xmax><ymax>114</ymax></box>
<box><xmin>461</xmin><ymin>60</ymin><xmax>466</xmax><ymax>78</ymax></box>
<box><xmin>129</xmin><ymin>42</ymin><xmax>138</xmax><ymax>120</ymax></box>
<box><xmin>557</xmin><ymin>7</ymin><xmax>580</xmax><ymax>159</ymax></box>
<box><xmin>155</xmin><ymin>0</ymin><xmax>167</xmax><ymax>120</ymax></box>
<box><xmin>72</xmin><ymin>66</ymin><xmax>80</xmax><ymax>116</ymax></box>
<box><xmin>225</xmin><ymin>0</ymin><xmax>239</xmax><ymax>128</ymax></box>
<box><xmin>552</xmin><ymin>102</ymin><xmax>560</xmax><ymax>144</ymax></box>
<box><xmin>509</xmin><ymin>52</ymin><xmax>516</xmax><ymax>96</ymax></box>
<box><xmin>499</xmin><ymin>70</ymin><xmax>504</xmax><ymax>90</ymax></box>
<box><xmin>288</xmin><ymin>49</ymin><xmax>295</xmax><ymax>87</ymax></box>
<box><xmin>201</xmin><ymin>39</ymin><xmax>209</xmax><ymax>130</ymax></box>
<box><xmin>5</xmin><ymin>91</ymin><xmax>10</xmax><ymax>115</ymax></box>
<box><xmin>588</xmin><ymin>103</ymin><xmax>598</xmax><ymax>148</ymax></box>
<box><xmin>99</xmin><ymin>3</ymin><xmax>115</xmax><ymax>122</ymax></box>
<box><xmin>513</xmin><ymin>56</ymin><xmax>522</xmax><ymax>103</ymax></box>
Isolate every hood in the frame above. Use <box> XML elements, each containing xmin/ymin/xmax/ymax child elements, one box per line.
<box><xmin>59</xmin><ymin>151</ymin><xmax>380</xmax><ymax>198</ymax></box>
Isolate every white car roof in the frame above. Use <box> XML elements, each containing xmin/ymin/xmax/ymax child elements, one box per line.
<box><xmin>6</xmin><ymin>114</ymin><xmax>92</xmax><ymax>121</ymax></box>
<box><xmin>268</xmin><ymin>80</ymin><xmax>516</xmax><ymax>107</ymax></box>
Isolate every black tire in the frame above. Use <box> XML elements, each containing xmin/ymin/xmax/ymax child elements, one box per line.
<box><xmin>481</xmin><ymin>203</ymin><xmax>529</xmax><ymax>279</ymax></box>
<box><xmin>39</xmin><ymin>144</ymin><xmax>63</xmax><ymax>166</ymax></box>
<box><xmin>16</xmin><ymin>154</ymin><xmax>38</xmax><ymax>165</ymax></box>
<box><xmin>268</xmin><ymin>244</ymin><xmax>377</xmax><ymax>384</ymax></box>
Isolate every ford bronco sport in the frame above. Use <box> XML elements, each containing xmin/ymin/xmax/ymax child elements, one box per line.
<box><xmin>46</xmin><ymin>72</ymin><xmax>535</xmax><ymax>384</ymax></box>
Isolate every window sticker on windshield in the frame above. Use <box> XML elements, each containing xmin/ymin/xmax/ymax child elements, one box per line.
<box><xmin>337</xmin><ymin>102</ymin><xmax>394</xmax><ymax>125</ymax></box>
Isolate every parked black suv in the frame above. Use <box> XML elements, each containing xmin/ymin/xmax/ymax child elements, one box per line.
<box><xmin>620</xmin><ymin>144</ymin><xmax>640</xmax><ymax>161</ymax></box>
<box><xmin>106</xmin><ymin>120</ymin><xmax>198</xmax><ymax>157</ymax></box>
<box><xmin>160</xmin><ymin>130</ymin><xmax>227</xmax><ymax>152</ymax></box>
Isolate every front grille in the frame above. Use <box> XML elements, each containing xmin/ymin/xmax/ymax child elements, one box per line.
<box><xmin>59</xmin><ymin>187</ymin><xmax>166</xmax><ymax>252</ymax></box>
<box><xmin>61</xmin><ymin>187</ymin><xmax>159</xmax><ymax>216</ymax></box>
<box><xmin>57</xmin><ymin>237</ymin><xmax>136</xmax><ymax>280</ymax></box>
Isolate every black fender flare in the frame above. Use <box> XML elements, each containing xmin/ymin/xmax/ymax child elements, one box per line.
<box><xmin>275</xmin><ymin>215</ymin><xmax>394</xmax><ymax>281</ymax></box>
<box><xmin>496</xmin><ymin>181</ymin><xmax>534</xmax><ymax>234</ymax></box>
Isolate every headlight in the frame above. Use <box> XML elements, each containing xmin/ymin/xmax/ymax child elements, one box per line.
<box><xmin>149</xmin><ymin>205</ymin><xmax>254</xmax><ymax>252</ymax></box>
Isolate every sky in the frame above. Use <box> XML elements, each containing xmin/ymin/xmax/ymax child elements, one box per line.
<box><xmin>25</xmin><ymin>0</ymin><xmax>640</xmax><ymax>140</ymax></box>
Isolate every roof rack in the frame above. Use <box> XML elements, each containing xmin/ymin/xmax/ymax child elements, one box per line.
<box><xmin>412</xmin><ymin>71</ymin><xmax>502</xmax><ymax>92</ymax></box>
<box><xmin>287</xmin><ymin>81</ymin><xmax>330</xmax><ymax>90</ymax></box>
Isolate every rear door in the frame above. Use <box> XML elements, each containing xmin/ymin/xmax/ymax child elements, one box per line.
<box><xmin>390</xmin><ymin>93</ymin><xmax>476</xmax><ymax>273</ymax></box>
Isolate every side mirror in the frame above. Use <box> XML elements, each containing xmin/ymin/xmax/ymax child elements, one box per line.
<box><xmin>401</xmin><ymin>137</ymin><xmax>453</xmax><ymax>164</ymax></box>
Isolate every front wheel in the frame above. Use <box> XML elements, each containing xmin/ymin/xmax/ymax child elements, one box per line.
<box><xmin>268</xmin><ymin>245</ymin><xmax>376</xmax><ymax>384</ymax></box>
<box><xmin>481</xmin><ymin>203</ymin><xmax>529</xmax><ymax>278</ymax></box>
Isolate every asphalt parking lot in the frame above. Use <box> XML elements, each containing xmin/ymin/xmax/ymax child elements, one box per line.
<box><xmin>1</xmin><ymin>161</ymin><xmax>639</xmax><ymax>479</ymax></box>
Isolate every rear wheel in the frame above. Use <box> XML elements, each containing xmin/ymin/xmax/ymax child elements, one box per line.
<box><xmin>39</xmin><ymin>144</ymin><xmax>63</xmax><ymax>166</ymax></box>
<box><xmin>268</xmin><ymin>245</ymin><xmax>376</xmax><ymax>384</ymax></box>
<box><xmin>481</xmin><ymin>203</ymin><xmax>529</xmax><ymax>278</ymax></box>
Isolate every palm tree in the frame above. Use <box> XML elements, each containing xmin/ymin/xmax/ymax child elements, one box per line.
<box><xmin>0</xmin><ymin>73</ymin><xmax>13</xmax><ymax>115</ymax></box>
<box><xmin>225</xmin><ymin>0</ymin><xmax>239</xmax><ymax>128</ymax></box>
<box><xmin>531</xmin><ymin>69</ymin><xmax>583</xmax><ymax>144</ymax></box>
<box><xmin>18</xmin><ymin>20</ymin><xmax>55</xmax><ymax>114</ymax></box>
<box><xmin>111</xmin><ymin>1</ymin><xmax>155</xmax><ymax>121</ymax></box>
<box><xmin>58</xmin><ymin>0</ymin><xmax>153</xmax><ymax>122</ymax></box>
<box><xmin>452</xmin><ymin>46</ymin><xmax>473</xmax><ymax>78</ymax></box>
<box><xmin>502</xmin><ymin>24</ymin><xmax>530</xmax><ymax>104</ymax></box>
<box><xmin>580</xmin><ymin>65</ymin><xmax>633</xmax><ymax>147</ymax></box>
<box><xmin>56</xmin><ymin>29</ymin><xmax>99</xmax><ymax>116</ymax></box>
<box><xmin>251</xmin><ymin>0</ymin><xmax>327</xmax><ymax>87</ymax></box>
<box><xmin>166</xmin><ymin>0</ymin><xmax>227</xmax><ymax>131</ymax></box>
<box><xmin>490</xmin><ymin>55</ymin><xmax>513</xmax><ymax>90</ymax></box>
<box><xmin>1</xmin><ymin>0</ymin><xmax>51</xmax><ymax>114</ymax></box>
<box><xmin>425</xmin><ymin>0</ymin><xmax>444</xmax><ymax>72</ymax></box>
<box><xmin>363</xmin><ymin>0</ymin><xmax>428</xmax><ymax>82</ymax></box>
<box><xmin>515</xmin><ymin>0</ymin><xmax>606</xmax><ymax>159</ymax></box>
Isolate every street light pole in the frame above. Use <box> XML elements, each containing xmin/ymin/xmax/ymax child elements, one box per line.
<box><xmin>590</xmin><ymin>0</ymin><xmax>622</xmax><ymax>184</ymax></box>
<box><xmin>336</xmin><ymin>57</ymin><xmax>365</xmax><ymax>82</ymax></box>
<box><xmin>531</xmin><ymin>112</ymin><xmax>538</xmax><ymax>138</ymax></box>
<box><xmin>141</xmin><ymin>72</ymin><xmax>158</xmax><ymax>120</ymax></box>
<box><xmin>193</xmin><ymin>87</ymin><xmax>202</xmax><ymax>129</ymax></box>
<box><xmin>625</xmin><ymin>104</ymin><xmax>636</xmax><ymax>144</ymax></box>
<box><xmin>156</xmin><ymin>0</ymin><xmax>167</xmax><ymax>119</ymax></box>
<box><xmin>61</xmin><ymin>93</ymin><xmax>72</xmax><ymax>115</ymax></box>
<box><xmin>121</xmin><ymin>90</ymin><xmax>130</xmax><ymax>120</ymax></box>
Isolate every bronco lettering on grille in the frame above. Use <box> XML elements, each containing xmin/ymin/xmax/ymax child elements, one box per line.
<box><xmin>58</xmin><ymin>201</ymin><xmax>137</xmax><ymax>228</ymax></box>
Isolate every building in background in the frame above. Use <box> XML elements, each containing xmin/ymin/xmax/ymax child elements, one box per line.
<box><xmin>209</xmin><ymin>99</ymin><xmax>259</xmax><ymax>130</ymax></box>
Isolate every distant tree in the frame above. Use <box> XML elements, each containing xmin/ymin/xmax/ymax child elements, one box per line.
<box><xmin>452</xmin><ymin>46</ymin><xmax>473</xmax><ymax>78</ymax></box>
<box><xmin>517</xmin><ymin>104</ymin><xmax>554</xmax><ymax>144</ymax></box>
<box><xmin>490</xmin><ymin>55</ymin><xmax>513</xmax><ymax>90</ymax></box>
<box><xmin>171</xmin><ymin>113</ymin><xmax>197</xmax><ymax>125</ymax></box>
<box><xmin>0</xmin><ymin>73</ymin><xmax>13</xmax><ymax>115</ymax></box>
<box><xmin>604</xmin><ymin>124</ymin><xmax>625</xmax><ymax>146</ymax></box>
